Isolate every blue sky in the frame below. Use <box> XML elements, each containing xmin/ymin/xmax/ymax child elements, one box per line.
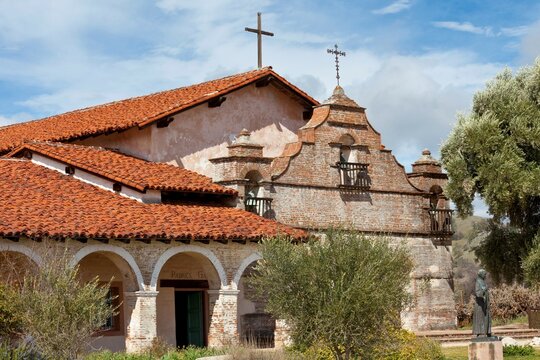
<box><xmin>1</xmin><ymin>0</ymin><xmax>539</xmax><ymax>215</ymax></box>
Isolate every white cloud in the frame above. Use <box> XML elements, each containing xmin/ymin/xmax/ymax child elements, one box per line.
<box><xmin>344</xmin><ymin>51</ymin><xmax>500</xmax><ymax>170</ymax></box>
<box><xmin>0</xmin><ymin>1</ymin><xmax>504</xmax><ymax>173</ymax></box>
<box><xmin>0</xmin><ymin>113</ymin><xmax>34</xmax><ymax>127</ymax></box>
<box><xmin>372</xmin><ymin>0</ymin><xmax>412</xmax><ymax>15</ymax></box>
<box><xmin>500</xmin><ymin>26</ymin><xmax>529</xmax><ymax>37</ymax></box>
<box><xmin>521</xmin><ymin>21</ymin><xmax>540</xmax><ymax>63</ymax></box>
<box><xmin>433</xmin><ymin>21</ymin><xmax>494</xmax><ymax>36</ymax></box>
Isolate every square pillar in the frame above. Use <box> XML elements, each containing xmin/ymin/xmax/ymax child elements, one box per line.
<box><xmin>274</xmin><ymin>319</ymin><xmax>292</xmax><ymax>348</ymax></box>
<box><xmin>125</xmin><ymin>291</ymin><xmax>158</xmax><ymax>353</ymax></box>
<box><xmin>208</xmin><ymin>289</ymin><xmax>240</xmax><ymax>347</ymax></box>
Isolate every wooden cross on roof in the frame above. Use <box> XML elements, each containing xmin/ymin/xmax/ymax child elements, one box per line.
<box><xmin>245</xmin><ymin>12</ymin><xmax>274</xmax><ymax>69</ymax></box>
<box><xmin>327</xmin><ymin>44</ymin><xmax>346</xmax><ymax>86</ymax></box>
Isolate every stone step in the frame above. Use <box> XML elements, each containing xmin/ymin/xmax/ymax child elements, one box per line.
<box><xmin>416</xmin><ymin>327</ymin><xmax>540</xmax><ymax>346</ymax></box>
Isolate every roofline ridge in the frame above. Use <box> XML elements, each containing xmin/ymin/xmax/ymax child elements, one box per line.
<box><xmin>5</xmin><ymin>68</ymin><xmax>273</xmax><ymax>129</ymax></box>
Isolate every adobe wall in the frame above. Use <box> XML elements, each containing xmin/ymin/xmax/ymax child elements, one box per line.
<box><xmin>78</xmin><ymin>84</ymin><xmax>307</xmax><ymax>178</ymax></box>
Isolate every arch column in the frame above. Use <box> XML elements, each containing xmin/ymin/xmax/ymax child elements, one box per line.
<box><xmin>208</xmin><ymin>288</ymin><xmax>240</xmax><ymax>347</ymax></box>
<box><xmin>125</xmin><ymin>291</ymin><xmax>159</xmax><ymax>353</ymax></box>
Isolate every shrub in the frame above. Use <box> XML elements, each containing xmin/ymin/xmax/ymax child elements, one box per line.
<box><xmin>250</xmin><ymin>230</ymin><xmax>414</xmax><ymax>360</ymax></box>
<box><xmin>85</xmin><ymin>346</ymin><xmax>224</xmax><ymax>360</ymax></box>
<box><xmin>0</xmin><ymin>284</ymin><xmax>22</xmax><ymax>340</ymax></box>
<box><xmin>456</xmin><ymin>283</ymin><xmax>540</xmax><ymax>326</ymax></box>
<box><xmin>12</xmin><ymin>243</ymin><xmax>115</xmax><ymax>360</ymax></box>
<box><xmin>523</xmin><ymin>234</ymin><xmax>540</xmax><ymax>287</ymax></box>
<box><xmin>502</xmin><ymin>344</ymin><xmax>535</xmax><ymax>356</ymax></box>
<box><xmin>377</xmin><ymin>330</ymin><xmax>445</xmax><ymax>360</ymax></box>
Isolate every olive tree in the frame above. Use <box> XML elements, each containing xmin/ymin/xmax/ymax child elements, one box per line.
<box><xmin>250</xmin><ymin>230</ymin><xmax>414</xmax><ymax>360</ymax></box>
<box><xmin>10</xmin><ymin>242</ymin><xmax>115</xmax><ymax>360</ymax></box>
<box><xmin>441</xmin><ymin>58</ymin><xmax>540</xmax><ymax>282</ymax></box>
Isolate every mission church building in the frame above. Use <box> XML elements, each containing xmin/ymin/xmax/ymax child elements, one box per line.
<box><xmin>0</xmin><ymin>67</ymin><xmax>455</xmax><ymax>352</ymax></box>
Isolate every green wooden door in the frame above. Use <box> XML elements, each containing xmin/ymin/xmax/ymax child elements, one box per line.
<box><xmin>186</xmin><ymin>292</ymin><xmax>204</xmax><ymax>347</ymax></box>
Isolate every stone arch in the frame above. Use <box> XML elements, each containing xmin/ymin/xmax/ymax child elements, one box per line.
<box><xmin>232</xmin><ymin>252</ymin><xmax>262</xmax><ymax>290</ymax></box>
<box><xmin>337</xmin><ymin>133</ymin><xmax>356</xmax><ymax>146</ymax></box>
<box><xmin>150</xmin><ymin>245</ymin><xmax>227</xmax><ymax>290</ymax></box>
<box><xmin>0</xmin><ymin>241</ymin><xmax>43</xmax><ymax>267</ymax></box>
<box><xmin>70</xmin><ymin>244</ymin><xmax>144</xmax><ymax>291</ymax></box>
<box><xmin>239</xmin><ymin>166</ymin><xmax>268</xmax><ymax>182</ymax></box>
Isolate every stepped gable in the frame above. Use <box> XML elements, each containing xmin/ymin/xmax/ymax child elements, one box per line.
<box><xmin>0</xmin><ymin>67</ymin><xmax>319</xmax><ymax>154</ymax></box>
<box><xmin>8</xmin><ymin>142</ymin><xmax>236</xmax><ymax>195</ymax></box>
<box><xmin>0</xmin><ymin>159</ymin><xmax>306</xmax><ymax>241</ymax></box>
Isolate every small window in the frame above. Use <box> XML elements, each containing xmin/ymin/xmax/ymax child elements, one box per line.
<box><xmin>100</xmin><ymin>284</ymin><xmax>122</xmax><ymax>334</ymax></box>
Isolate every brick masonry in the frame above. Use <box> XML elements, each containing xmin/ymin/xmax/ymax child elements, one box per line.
<box><xmin>212</xmin><ymin>85</ymin><xmax>457</xmax><ymax>332</ymax></box>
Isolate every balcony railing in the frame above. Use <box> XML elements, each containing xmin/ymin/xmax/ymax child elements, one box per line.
<box><xmin>336</xmin><ymin>162</ymin><xmax>371</xmax><ymax>190</ymax></box>
<box><xmin>245</xmin><ymin>197</ymin><xmax>273</xmax><ymax>218</ymax></box>
<box><xmin>428</xmin><ymin>209</ymin><xmax>454</xmax><ymax>235</ymax></box>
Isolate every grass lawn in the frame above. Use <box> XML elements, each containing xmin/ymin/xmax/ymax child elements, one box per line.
<box><xmin>442</xmin><ymin>346</ymin><xmax>540</xmax><ymax>359</ymax></box>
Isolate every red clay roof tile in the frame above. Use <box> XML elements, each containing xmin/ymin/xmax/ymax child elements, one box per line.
<box><xmin>8</xmin><ymin>141</ymin><xmax>236</xmax><ymax>195</ymax></box>
<box><xmin>0</xmin><ymin>68</ymin><xmax>318</xmax><ymax>154</ymax></box>
<box><xmin>0</xmin><ymin>159</ymin><xmax>305</xmax><ymax>241</ymax></box>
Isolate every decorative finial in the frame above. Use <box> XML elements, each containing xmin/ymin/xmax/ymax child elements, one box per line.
<box><xmin>327</xmin><ymin>44</ymin><xmax>346</xmax><ymax>86</ymax></box>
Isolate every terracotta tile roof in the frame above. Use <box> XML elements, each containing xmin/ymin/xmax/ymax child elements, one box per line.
<box><xmin>0</xmin><ymin>68</ymin><xmax>318</xmax><ymax>154</ymax></box>
<box><xmin>8</xmin><ymin>142</ymin><xmax>236</xmax><ymax>195</ymax></box>
<box><xmin>0</xmin><ymin>159</ymin><xmax>306</xmax><ymax>241</ymax></box>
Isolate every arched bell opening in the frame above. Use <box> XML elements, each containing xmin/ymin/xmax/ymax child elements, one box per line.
<box><xmin>244</xmin><ymin>170</ymin><xmax>272</xmax><ymax>218</ymax></box>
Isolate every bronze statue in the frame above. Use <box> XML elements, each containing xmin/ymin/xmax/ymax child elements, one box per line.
<box><xmin>472</xmin><ymin>269</ymin><xmax>492</xmax><ymax>337</ymax></box>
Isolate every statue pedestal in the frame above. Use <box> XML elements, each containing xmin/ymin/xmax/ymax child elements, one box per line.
<box><xmin>468</xmin><ymin>338</ymin><xmax>502</xmax><ymax>360</ymax></box>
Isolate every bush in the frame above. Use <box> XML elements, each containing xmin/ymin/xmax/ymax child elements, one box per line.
<box><xmin>84</xmin><ymin>346</ymin><xmax>224</xmax><ymax>360</ymax></box>
<box><xmin>0</xmin><ymin>284</ymin><xmax>22</xmax><ymax>340</ymax></box>
<box><xmin>523</xmin><ymin>234</ymin><xmax>540</xmax><ymax>287</ymax></box>
<box><xmin>456</xmin><ymin>283</ymin><xmax>540</xmax><ymax>326</ymax></box>
<box><xmin>250</xmin><ymin>230</ymin><xmax>414</xmax><ymax>360</ymax></box>
<box><xmin>503</xmin><ymin>344</ymin><xmax>535</xmax><ymax>356</ymax></box>
<box><xmin>11</xmin><ymin>244</ymin><xmax>115</xmax><ymax>360</ymax></box>
<box><xmin>377</xmin><ymin>330</ymin><xmax>445</xmax><ymax>360</ymax></box>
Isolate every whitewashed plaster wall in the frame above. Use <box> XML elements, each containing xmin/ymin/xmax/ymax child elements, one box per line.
<box><xmin>77</xmin><ymin>84</ymin><xmax>307</xmax><ymax>178</ymax></box>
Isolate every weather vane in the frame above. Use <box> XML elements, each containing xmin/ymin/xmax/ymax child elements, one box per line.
<box><xmin>327</xmin><ymin>44</ymin><xmax>346</xmax><ymax>86</ymax></box>
<box><xmin>245</xmin><ymin>12</ymin><xmax>274</xmax><ymax>69</ymax></box>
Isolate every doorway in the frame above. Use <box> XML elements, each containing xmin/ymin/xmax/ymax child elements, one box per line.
<box><xmin>175</xmin><ymin>291</ymin><xmax>205</xmax><ymax>348</ymax></box>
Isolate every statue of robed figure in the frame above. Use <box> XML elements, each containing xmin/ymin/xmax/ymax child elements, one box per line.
<box><xmin>473</xmin><ymin>269</ymin><xmax>492</xmax><ymax>337</ymax></box>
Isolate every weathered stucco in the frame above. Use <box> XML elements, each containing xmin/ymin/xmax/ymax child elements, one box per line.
<box><xmin>77</xmin><ymin>84</ymin><xmax>307</xmax><ymax>179</ymax></box>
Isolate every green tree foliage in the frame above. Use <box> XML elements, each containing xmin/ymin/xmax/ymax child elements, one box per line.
<box><xmin>523</xmin><ymin>234</ymin><xmax>540</xmax><ymax>286</ymax></box>
<box><xmin>441</xmin><ymin>59</ymin><xmax>540</xmax><ymax>282</ymax></box>
<box><xmin>249</xmin><ymin>230</ymin><xmax>414</xmax><ymax>360</ymax></box>
<box><xmin>12</xmin><ymin>244</ymin><xmax>115</xmax><ymax>360</ymax></box>
<box><xmin>0</xmin><ymin>284</ymin><xmax>21</xmax><ymax>339</ymax></box>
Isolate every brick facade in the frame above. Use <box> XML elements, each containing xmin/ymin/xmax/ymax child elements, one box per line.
<box><xmin>211</xmin><ymin>85</ymin><xmax>456</xmax><ymax>331</ymax></box>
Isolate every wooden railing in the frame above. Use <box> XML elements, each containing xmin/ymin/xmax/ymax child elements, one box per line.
<box><xmin>428</xmin><ymin>209</ymin><xmax>454</xmax><ymax>235</ymax></box>
<box><xmin>245</xmin><ymin>197</ymin><xmax>273</xmax><ymax>218</ymax></box>
<box><xmin>336</xmin><ymin>162</ymin><xmax>371</xmax><ymax>190</ymax></box>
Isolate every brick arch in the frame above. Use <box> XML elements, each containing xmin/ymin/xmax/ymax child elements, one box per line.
<box><xmin>0</xmin><ymin>241</ymin><xmax>43</xmax><ymax>267</ymax></box>
<box><xmin>231</xmin><ymin>252</ymin><xmax>262</xmax><ymax>290</ymax></box>
<box><xmin>239</xmin><ymin>166</ymin><xmax>269</xmax><ymax>182</ymax></box>
<box><xmin>70</xmin><ymin>244</ymin><xmax>144</xmax><ymax>291</ymax></box>
<box><xmin>333</xmin><ymin>132</ymin><xmax>360</xmax><ymax>146</ymax></box>
<box><xmin>150</xmin><ymin>245</ymin><xmax>227</xmax><ymax>290</ymax></box>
